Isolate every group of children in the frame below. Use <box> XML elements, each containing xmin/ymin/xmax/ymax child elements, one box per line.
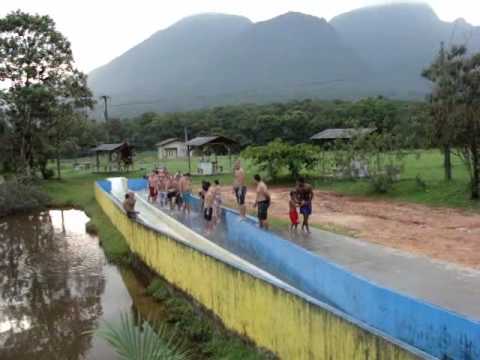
<box><xmin>147</xmin><ymin>168</ymin><xmax>193</xmax><ymax>213</ymax></box>
<box><xmin>199</xmin><ymin>180</ymin><xmax>223</xmax><ymax>232</ymax></box>
<box><xmin>147</xmin><ymin>168</ymin><xmax>223</xmax><ymax>232</ymax></box>
<box><xmin>146</xmin><ymin>166</ymin><xmax>313</xmax><ymax>234</ymax></box>
<box><xmin>288</xmin><ymin>177</ymin><xmax>314</xmax><ymax>233</ymax></box>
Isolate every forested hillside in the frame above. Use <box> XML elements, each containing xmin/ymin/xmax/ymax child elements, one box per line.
<box><xmin>88</xmin><ymin>3</ymin><xmax>480</xmax><ymax>116</ymax></box>
<box><xmin>90</xmin><ymin>98</ymin><xmax>426</xmax><ymax>151</ymax></box>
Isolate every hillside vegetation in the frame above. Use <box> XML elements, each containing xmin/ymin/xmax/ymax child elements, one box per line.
<box><xmin>88</xmin><ymin>3</ymin><xmax>480</xmax><ymax>115</ymax></box>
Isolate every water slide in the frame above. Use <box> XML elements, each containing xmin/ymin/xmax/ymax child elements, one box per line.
<box><xmin>99</xmin><ymin>177</ymin><xmax>480</xmax><ymax>360</ymax></box>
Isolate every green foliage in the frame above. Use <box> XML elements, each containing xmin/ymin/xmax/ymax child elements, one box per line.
<box><xmin>96</xmin><ymin>313</ymin><xmax>189</xmax><ymax>360</ymax></box>
<box><xmin>41</xmin><ymin>173</ymin><xmax>130</xmax><ymax>262</ymax></box>
<box><xmin>423</xmin><ymin>45</ymin><xmax>480</xmax><ymax>199</ymax></box>
<box><xmin>0</xmin><ymin>10</ymin><xmax>93</xmax><ymax>178</ymax></box>
<box><xmin>145</xmin><ymin>278</ymin><xmax>274</xmax><ymax>360</ymax></box>
<box><xmin>89</xmin><ymin>98</ymin><xmax>421</xmax><ymax>152</ymax></box>
<box><xmin>0</xmin><ymin>180</ymin><xmax>49</xmax><ymax>217</ymax></box>
<box><xmin>242</xmin><ymin>139</ymin><xmax>318</xmax><ymax>179</ymax></box>
<box><xmin>328</xmin><ymin>129</ymin><xmax>407</xmax><ymax>193</ymax></box>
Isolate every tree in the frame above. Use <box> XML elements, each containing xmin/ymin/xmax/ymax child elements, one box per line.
<box><xmin>454</xmin><ymin>52</ymin><xmax>480</xmax><ymax>199</ymax></box>
<box><xmin>422</xmin><ymin>42</ymin><xmax>458</xmax><ymax>181</ymax></box>
<box><xmin>0</xmin><ymin>10</ymin><xmax>93</xmax><ymax>178</ymax></box>
<box><xmin>424</xmin><ymin>45</ymin><xmax>480</xmax><ymax>199</ymax></box>
<box><xmin>242</xmin><ymin>139</ymin><xmax>318</xmax><ymax>180</ymax></box>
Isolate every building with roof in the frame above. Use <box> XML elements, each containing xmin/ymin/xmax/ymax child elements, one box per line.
<box><xmin>156</xmin><ymin>138</ymin><xmax>186</xmax><ymax>160</ymax></box>
<box><xmin>91</xmin><ymin>142</ymin><xmax>134</xmax><ymax>172</ymax></box>
<box><xmin>310</xmin><ymin>128</ymin><xmax>377</xmax><ymax>142</ymax></box>
<box><xmin>310</xmin><ymin>129</ymin><xmax>377</xmax><ymax>179</ymax></box>
<box><xmin>185</xmin><ymin>135</ymin><xmax>239</xmax><ymax>175</ymax></box>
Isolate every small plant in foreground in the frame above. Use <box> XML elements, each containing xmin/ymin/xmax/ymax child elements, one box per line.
<box><xmin>95</xmin><ymin>313</ymin><xmax>189</xmax><ymax>360</ymax></box>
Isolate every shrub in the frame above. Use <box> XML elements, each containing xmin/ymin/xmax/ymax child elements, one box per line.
<box><xmin>0</xmin><ymin>180</ymin><xmax>49</xmax><ymax>217</ymax></box>
<box><xmin>242</xmin><ymin>139</ymin><xmax>318</xmax><ymax>180</ymax></box>
<box><xmin>42</xmin><ymin>168</ymin><xmax>56</xmax><ymax>180</ymax></box>
<box><xmin>369</xmin><ymin>173</ymin><xmax>395</xmax><ymax>193</ymax></box>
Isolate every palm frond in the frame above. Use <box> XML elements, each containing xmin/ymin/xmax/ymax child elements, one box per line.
<box><xmin>96</xmin><ymin>313</ymin><xmax>189</xmax><ymax>360</ymax></box>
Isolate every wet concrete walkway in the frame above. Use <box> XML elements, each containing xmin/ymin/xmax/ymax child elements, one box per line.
<box><xmin>282</xmin><ymin>228</ymin><xmax>480</xmax><ymax>320</ymax></box>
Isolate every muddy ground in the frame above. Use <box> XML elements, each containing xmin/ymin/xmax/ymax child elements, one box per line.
<box><xmin>220</xmin><ymin>186</ymin><xmax>480</xmax><ymax>269</ymax></box>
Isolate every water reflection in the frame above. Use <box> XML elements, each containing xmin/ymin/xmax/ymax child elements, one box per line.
<box><xmin>0</xmin><ymin>210</ymin><xmax>132</xmax><ymax>360</ymax></box>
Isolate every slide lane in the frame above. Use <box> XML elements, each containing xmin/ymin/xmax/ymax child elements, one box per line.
<box><xmin>100</xmin><ymin>178</ymin><xmax>480</xmax><ymax>359</ymax></box>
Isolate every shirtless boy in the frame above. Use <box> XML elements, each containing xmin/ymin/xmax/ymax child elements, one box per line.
<box><xmin>157</xmin><ymin>173</ymin><xmax>168</xmax><ymax>207</ymax></box>
<box><xmin>166</xmin><ymin>175</ymin><xmax>179</xmax><ymax>210</ymax></box>
<box><xmin>253</xmin><ymin>174</ymin><xmax>270</xmax><ymax>230</ymax></box>
<box><xmin>203</xmin><ymin>181</ymin><xmax>215</xmax><ymax>234</ymax></box>
<box><xmin>233</xmin><ymin>160</ymin><xmax>247</xmax><ymax>218</ymax></box>
<box><xmin>179</xmin><ymin>173</ymin><xmax>192</xmax><ymax>215</ymax></box>
<box><xmin>212</xmin><ymin>179</ymin><xmax>222</xmax><ymax>223</ymax></box>
<box><xmin>148</xmin><ymin>170</ymin><xmax>159</xmax><ymax>202</ymax></box>
<box><xmin>296</xmin><ymin>177</ymin><xmax>314</xmax><ymax>233</ymax></box>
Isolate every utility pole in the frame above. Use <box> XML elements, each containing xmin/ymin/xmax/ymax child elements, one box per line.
<box><xmin>184</xmin><ymin>126</ymin><xmax>191</xmax><ymax>173</ymax></box>
<box><xmin>439</xmin><ymin>42</ymin><xmax>452</xmax><ymax>181</ymax></box>
<box><xmin>100</xmin><ymin>95</ymin><xmax>110</xmax><ymax>142</ymax></box>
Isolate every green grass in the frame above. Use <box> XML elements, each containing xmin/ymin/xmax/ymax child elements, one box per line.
<box><xmin>146</xmin><ymin>278</ymin><xmax>275</xmax><ymax>360</ymax></box>
<box><xmin>41</xmin><ymin>172</ymin><xmax>130</xmax><ymax>262</ymax></box>
<box><xmin>41</xmin><ymin>164</ymin><xmax>272</xmax><ymax>359</ymax></box>
<box><xmin>312</xmin><ymin>150</ymin><xmax>479</xmax><ymax>210</ymax></box>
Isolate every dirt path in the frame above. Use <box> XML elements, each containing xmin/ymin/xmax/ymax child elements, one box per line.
<box><xmin>219</xmin><ymin>186</ymin><xmax>480</xmax><ymax>269</ymax></box>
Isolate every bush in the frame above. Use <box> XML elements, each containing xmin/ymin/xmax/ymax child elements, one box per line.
<box><xmin>242</xmin><ymin>139</ymin><xmax>318</xmax><ymax>180</ymax></box>
<box><xmin>0</xmin><ymin>181</ymin><xmax>49</xmax><ymax>217</ymax></box>
<box><xmin>369</xmin><ymin>173</ymin><xmax>395</xmax><ymax>193</ymax></box>
<box><xmin>42</xmin><ymin>168</ymin><xmax>55</xmax><ymax>180</ymax></box>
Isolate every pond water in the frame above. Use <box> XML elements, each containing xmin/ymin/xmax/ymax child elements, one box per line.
<box><xmin>0</xmin><ymin>209</ymin><xmax>159</xmax><ymax>360</ymax></box>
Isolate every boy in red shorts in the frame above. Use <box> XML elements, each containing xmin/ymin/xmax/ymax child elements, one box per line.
<box><xmin>289</xmin><ymin>191</ymin><xmax>299</xmax><ymax>232</ymax></box>
<box><xmin>148</xmin><ymin>170</ymin><xmax>158</xmax><ymax>202</ymax></box>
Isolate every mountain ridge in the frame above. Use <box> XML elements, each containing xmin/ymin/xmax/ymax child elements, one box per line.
<box><xmin>88</xmin><ymin>3</ymin><xmax>480</xmax><ymax>116</ymax></box>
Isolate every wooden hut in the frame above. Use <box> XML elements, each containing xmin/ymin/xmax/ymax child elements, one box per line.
<box><xmin>185</xmin><ymin>136</ymin><xmax>239</xmax><ymax>175</ymax></box>
<box><xmin>92</xmin><ymin>142</ymin><xmax>134</xmax><ymax>172</ymax></box>
<box><xmin>310</xmin><ymin>128</ymin><xmax>377</xmax><ymax>144</ymax></box>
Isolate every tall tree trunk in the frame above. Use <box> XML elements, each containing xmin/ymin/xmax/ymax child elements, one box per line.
<box><xmin>56</xmin><ymin>148</ymin><xmax>61</xmax><ymax>180</ymax></box>
<box><xmin>471</xmin><ymin>147</ymin><xmax>479</xmax><ymax>200</ymax></box>
<box><xmin>56</xmin><ymin>135</ymin><xmax>61</xmax><ymax>180</ymax></box>
<box><xmin>444</xmin><ymin>144</ymin><xmax>452</xmax><ymax>181</ymax></box>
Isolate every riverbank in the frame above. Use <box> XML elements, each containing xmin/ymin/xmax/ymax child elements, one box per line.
<box><xmin>41</xmin><ymin>173</ymin><xmax>272</xmax><ymax>359</ymax></box>
<box><xmin>42</xmin><ymin>173</ymin><xmax>130</xmax><ymax>262</ymax></box>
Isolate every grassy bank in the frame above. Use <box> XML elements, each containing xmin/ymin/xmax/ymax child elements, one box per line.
<box><xmin>41</xmin><ymin>172</ymin><xmax>131</xmax><ymax>262</ymax></box>
<box><xmin>41</xmin><ymin>172</ymin><xmax>271</xmax><ymax>359</ymax></box>
<box><xmin>52</xmin><ymin>150</ymin><xmax>479</xmax><ymax>211</ymax></box>
<box><xmin>313</xmin><ymin>150</ymin><xmax>480</xmax><ymax>210</ymax></box>
<box><xmin>145</xmin><ymin>277</ymin><xmax>274</xmax><ymax>360</ymax></box>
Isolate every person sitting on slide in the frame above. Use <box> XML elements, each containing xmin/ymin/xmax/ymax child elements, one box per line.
<box><xmin>123</xmin><ymin>192</ymin><xmax>139</xmax><ymax>219</ymax></box>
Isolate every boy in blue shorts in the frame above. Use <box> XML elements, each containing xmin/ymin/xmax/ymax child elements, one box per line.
<box><xmin>296</xmin><ymin>177</ymin><xmax>314</xmax><ymax>233</ymax></box>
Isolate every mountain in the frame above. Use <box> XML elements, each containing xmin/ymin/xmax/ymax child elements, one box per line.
<box><xmin>88</xmin><ymin>12</ymin><xmax>369</xmax><ymax>115</ymax></box>
<box><xmin>197</xmin><ymin>12</ymin><xmax>370</xmax><ymax>99</ymax></box>
<box><xmin>88</xmin><ymin>13</ymin><xmax>253</xmax><ymax>110</ymax></box>
<box><xmin>88</xmin><ymin>4</ymin><xmax>480</xmax><ymax>116</ymax></box>
<box><xmin>330</xmin><ymin>3</ymin><xmax>480</xmax><ymax>97</ymax></box>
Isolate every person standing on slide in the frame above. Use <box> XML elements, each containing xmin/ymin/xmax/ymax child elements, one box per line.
<box><xmin>296</xmin><ymin>177</ymin><xmax>314</xmax><ymax>233</ymax></box>
<box><xmin>253</xmin><ymin>174</ymin><xmax>270</xmax><ymax>230</ymax></box>
<box><xmin>233</xmin><ymin>160</ymin><xmax>247</xmax><ymax>218</ymax></box>
<box><xmin>147</xmin><ymin>170</ymin><xmax>159</xmax><ymax>203</ymax></box>
<box><xmin>179</xmin><ymin>173</ymin><xmax>192</xmax><ymax>215</ymax></box>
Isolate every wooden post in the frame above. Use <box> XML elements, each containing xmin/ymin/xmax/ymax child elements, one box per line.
<box><xmin>184</xmin><ymin>127</ymin><xmax>191</xmax><ymax>173</ymax></box>
<box><xmin>96</xmin><ymin>152</ymin><xmax>100</xmax><ymax>172</ymax></box>
<box><xmin>228</xmin><ymin>146</ymin><xmax>232</xmax><ymax>172</ymax></box>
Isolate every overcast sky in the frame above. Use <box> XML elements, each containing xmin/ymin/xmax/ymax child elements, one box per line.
<box><xmin>1</xmin><ymin>1</ymin><xmax>479</xmax><ymax>73</ymax></box>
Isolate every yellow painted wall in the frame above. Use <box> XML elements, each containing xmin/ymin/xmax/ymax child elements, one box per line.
<box><xmin>96</xmin><ymin>186</ymin><xmax>422</xmax><ymax>360</ymax></box>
